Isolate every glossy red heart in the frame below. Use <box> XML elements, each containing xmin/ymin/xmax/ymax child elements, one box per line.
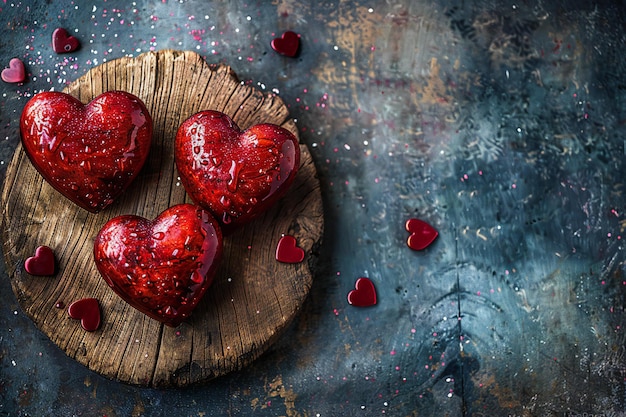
<box><xmin>68</xmin><ymin>298</ymin><xmax>101</xmax><ymax>332</ymax></box>
<box><xmin>275</xmin><ymin>235</ymin><xmax>305</xmax><ymax>263</ymax></box>
<box><xmin>271</xmin><ymin>31</ymin><xmax>300</xmax><ymax>57</ymax></box>
<box><xmin>94</xmin><ymin>204</ymin><xmax>223</xmax><ymax>327</ymax></box>
<box><xmin>347</xmin><ymin>277</ymin><xmax>377</xmax><ymax>307</ymax></box>
<box><xmin>20</xmin><ymin>91</ymin><xmax>153</xmax><ymax>212</ymax></box>
<box><xmin>1</xmin><ymin>58</ymin><xmax>25</xmax><ymax>83</ymax></box>
<box><xmin>52</xmin><ymin>28</ymin><xmax>80</xmax><ymax>53</ymax></box>
<box><xmin>405</xmin><ymin>218</ymin><xmax>438</xmax><ymax>251</ymax></box>
<box><xmin>25</xmin><ymin>245</ymin><xmax>55</xmax><ymax>276</ymax></box>
<box><xmin>175</xmin><ymin>110</ymin><xmax>300</xmax><ymax>233</ymax></box>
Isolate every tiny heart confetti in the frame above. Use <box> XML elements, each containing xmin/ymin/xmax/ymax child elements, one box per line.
<box><xmin>1</xmin><ymin>58</ymin><xmax>25</xmax><ymax>83</ymax></box>
<box><xmin>52</xmin><ymin>28</ymin><xmax>80</xmax><ymax>53</ymax></box>
<box><xmin>405</xmin><ymin>218</ymin><xmax>438</xmax><ymax>251</ymax></box>
<box><xmin>276</xmin><ymin>235</ymin><xmax>305</xmax><ymax>263</ymax></box>
<box><xmin>68</xmin><ymin>298</ymin><xmax>101</xmax><ymax>332</ymax></box>
<box><xmin>24</xmin><ymin>245</ymin><xmax>56</xmax><ymax>276</ymax></box>
<box><xmin>271</xmin><ymin>31</ymin><xmax>300</xmax><ymax>57</ymax></box>
<box><xmin>347</xmin><ymin>277</ymin><xmax>377</xmax><ymax>307</ymax></box>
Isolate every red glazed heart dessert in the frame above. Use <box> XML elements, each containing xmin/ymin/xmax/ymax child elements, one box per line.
<box><xmin>175</xmin><ymin>110</ymin><xmax>300</xmax><ymax>232</ymax></box>
<box><xmin>20</xmin><ymin>91</ymin><xmax>152</xmax><ymax>212</ymax></box>
<box><xmin>93</xmin><ymin>204</ymin><xmax>222</xmax><ymax>327</ymax></box>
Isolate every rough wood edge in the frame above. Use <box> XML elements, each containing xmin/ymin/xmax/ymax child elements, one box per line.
<box><xmin>1</xmin><ymin>50</ymin><xmax>324</xmax><ymax>387</ymax></box>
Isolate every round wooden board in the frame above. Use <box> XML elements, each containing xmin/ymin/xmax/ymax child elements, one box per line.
<box><xmin>0</xmin><ymin>50</ymin><xmax>323</xmax><ymax>387</ymax></box>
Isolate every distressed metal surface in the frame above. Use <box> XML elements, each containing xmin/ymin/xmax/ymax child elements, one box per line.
<box><xmin>1</xmin><ymin>1</ymin><xmax>625</xmax><ymax>416</ymax></box>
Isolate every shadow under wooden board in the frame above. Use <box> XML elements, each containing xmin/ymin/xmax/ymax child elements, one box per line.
<box><xmin>1</xmin><ymin>50</ymin><xmax>324</xmax><ymax>387</ymax></box>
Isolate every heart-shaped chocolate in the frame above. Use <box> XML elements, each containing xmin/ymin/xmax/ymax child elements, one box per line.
<box><xmin>52</xmin><ymin>28</ymin><xmax>80</xmax><ymax>53</ymax></box>
<box><xmin>1</xmin><ymin>58</ymin><xmax>25</xmax><ymax>83</ymax></box>
<box><xmin>275</xmin><ymin>235</ymin><xmax>305</xmax><ymax>263</ymax></box>
<box><xmin>347</xmin><ymin>277</ymin><xmax>377</xmax><ymax>307</ymax></box>
<box><xmin>405</xmin><ymin>218</ymin><xmax>438</xmax><ymax>251</ymax></box>
<box><xmin>175</xmin><ymin>110</ymin><xmax>300</xmax><ymax>232</ymax></box>
<box><xmin>20</xmin><ymin>91</ymin><xmax>153</xmax><ymax>212</ymax></box>
<box><xmin>68</xmin><ymin>298</ymin><xmax>101</xmax><ymax>332</ymax></box>
<box><xmin>271</xmin><ymin>31</ymin><xmax>300</xmax><ymax>57</ymax></box>
<box><xmin>94</xmin><ymin>204</ymin><xmax>223</xmax><ymax>327</ymax></box>
<box><xmin>25</xmin><ymin>245</ymin><xmax>56</xmax><ymax>276</ymax></box>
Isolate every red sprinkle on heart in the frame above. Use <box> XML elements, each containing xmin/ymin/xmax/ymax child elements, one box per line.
<box><xmin>347</xmin><ymin>277</ymin><xmax>377</xmax><ymax>307</ymax></box>
<box><xmin>271</xmin><ymin>31</ymin><xmax>300</xmax><ymax>57</ymax></box>
<box><xmin>276</xmin><ymin>235</ymin><xmax>305</xmax><ymax>263</ymax></box>
<box><xmin>405</xmin><ymin>218</ymin><xmax>438</xmax><ymax>251</ymax></box>
<box><xmin>68</xmin><ymin>298</ymin><xmax>101</xmax><ymax>332</ymax></box>
<box><xmin>24</xmin><ymin>245</ymin><xmax>55</xmax><ymax>276</ymax></box>
<box><xmin>52</xmin><ymin>28</ymin><xmax>80</xmax><ymax>53</ymax></box>
<box><xmin>1</xmin><ymin>58</ymin><xmax>25</xmax><ymax>83</ymax></box>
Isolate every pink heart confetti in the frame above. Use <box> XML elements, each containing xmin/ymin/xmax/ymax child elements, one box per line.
<box><xmin>275</xmin><ymin>235</ymin><xmax>305</xmax><ymax>263</ymax></box>
<box><xmin>24</xmin><ymin>245</ymin><xmax>56</xmax><ymax>276</ymax></box>
<box><xmin>52</xmin><ymin>28</ymin><xmax>80</xmax><ymax>53</ymax></box>
<box><xmin>271</xmin><ymin>31</ymin><xmax>300</xmax><ymax>57</ymax></box>
<box><xmin>68</xmin><ymin>298</ymin><xmax>101</xmax><ymax>332</ymax></box>
<box><xmin>347</xmin><ymin>277</ymin><xmax>377</xmax><ymax>307</ymax></box>
<box><xmin>1</xmin><ymin>58</ymin><xmax>25</xmax><ymax>83</ymax></box>
<box><xmin>405</xmin><ymin>218</ymin><xmax>438</xmax><ymax>251</ymax></box>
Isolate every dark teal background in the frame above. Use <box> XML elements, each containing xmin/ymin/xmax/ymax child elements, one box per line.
<box><xmin>1</xmin><ymin>1</ymin><xmax>625</xmax><ymax>415</ymax></box>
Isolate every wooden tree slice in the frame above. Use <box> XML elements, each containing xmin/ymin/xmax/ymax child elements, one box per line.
<box><xmin>1</xmin><ymin>50</ymin><xmax>323</xmax><ymax>387</ymax></box>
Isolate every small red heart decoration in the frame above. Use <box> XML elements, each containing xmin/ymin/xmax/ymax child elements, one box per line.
<box><xmin>175</xmin><ymin>110</ymin><xmax>300</xmax><ymax>232</ymax></box>
<box><xmin>405</xmin><ymin>218</ymin><xmax>438</xmax><ymax>251</ymax></box>
<box><xmin>276</xmin><ymin>235</ymin><xmax>305</xmax><ymax>263</ymax></box>
<box><xmin>20</xmin><ymin>91</ymin><xmax>153</xmax><ymax>212</ymax></box>
<box><xmin>1</xmin><ymin>58</ymin><xmax>25</xmax><ymax>83</ymax></box>
<box><xmin>347</xmin><ymin>277</ymin><xmax>377</xmax><ymax>307</ymax></box>
<box><xmin>271</xmin><ymin>31</ymin><xmax>300</xmax><ymax>57</ymax></box>
<box><xmin>94</xmin><ymin>204</ymin><xmax>223</xmax><ymax>327</ymax></box>
<box><xmin>24</xmin><ymin>245</ymin><xmax>55</xmax><ymax>276</ymax></box>
<box><xmin>52</xmin><ymin>28</ymin><xmax>80</xmax><ymax>53</ymax></box>
<box><xmin>68</xmin><ymin>298</ymin><xmax>101</xmax><ymax>332</ymax></box>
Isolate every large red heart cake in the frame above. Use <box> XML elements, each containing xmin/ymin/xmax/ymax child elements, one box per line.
<box><xmin>93</xmin><ymin>204</ymin><xmax>223</xmax><ymax>327</ymax></box>
<box><xmin>20</xmin><ymin>91</ymin><xmax>153</xmax><ymax>212</ymax></box>
<box><xmin>174</xmin><ymin>110</ymin><xmax>300</xmax><ymax>232</ymax></box>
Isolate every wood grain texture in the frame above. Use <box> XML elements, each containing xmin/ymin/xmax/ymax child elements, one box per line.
<box><xmin>1</xmin><ymin>50</ymin><xmax>323</xmax><ymax>387</ymax></box>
